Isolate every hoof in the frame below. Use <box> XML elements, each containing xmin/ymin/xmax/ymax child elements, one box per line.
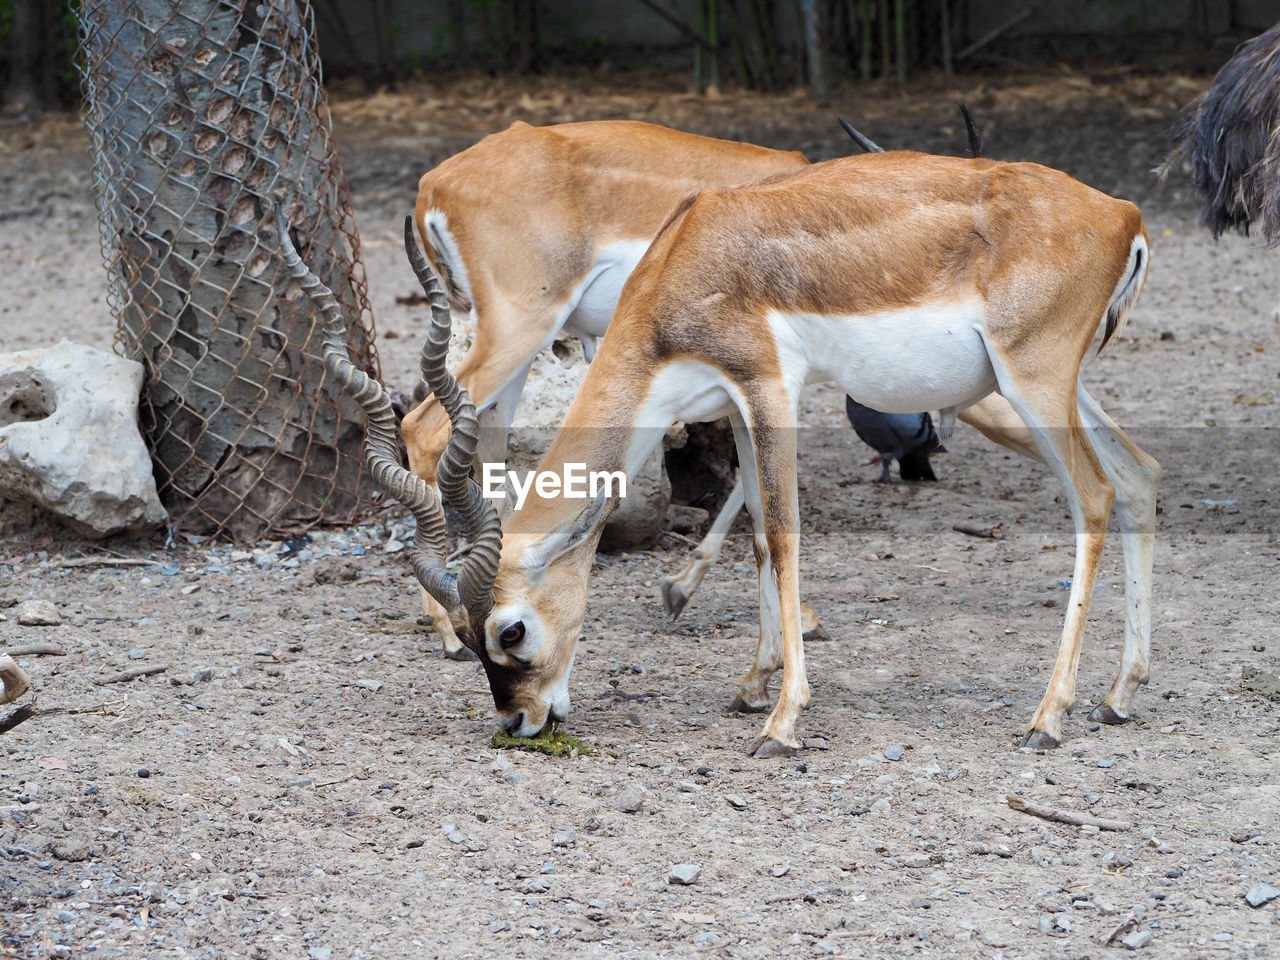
<box><xmin>748</xmin><ymin>736</ymin><xmax>800</xmax><ymax>759</ymax></box>
<box><xmin>1021</xmin><ymin>729</ymin><xmax>1060</xmax><ymax>750</ymax></box>
<box><xmin>660</xmin><ymin>579</ymin><xmax>690</xmax><ymax>620</ymax></box>
<box><xmin>802</xmin><ymin>623</ymin><xmax>830</xmax><ymax>642</ymax></box>
<box><xmin>1087</xmin><ymin>703</ymin><xmax>1129</xmax><ymax>725</ymax></box>
<box><xmin>727</xmin><ymin>696</ymin><xmax>770</xmax><ymax>715</ymax></box>
<box><xmin>443</xmin><ymin>644</ymin><xmax>478</xmax><ymax>662</ymax></box>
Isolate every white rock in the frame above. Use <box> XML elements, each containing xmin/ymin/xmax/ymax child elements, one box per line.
<box><xmin>16</xmin><ymin>599</ymin><xmax>60</xmax><ymax>626</ymax></box>
<box><xmin>668</xmin><ymin>863</ymin><xmax>701</xmax><ymax>885</ymax></box>
<box><xmin>0</xmin><ymin>342</ymin><xmax>165</xmax><ymax>538</ymax></box>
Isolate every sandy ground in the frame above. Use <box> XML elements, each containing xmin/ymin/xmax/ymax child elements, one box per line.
<box><xmin>2</xmin><ymin>67</ymin><xmax>1280</xmax><ymax>959</ymax></box>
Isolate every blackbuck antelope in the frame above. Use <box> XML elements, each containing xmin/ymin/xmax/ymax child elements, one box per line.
<box><xmin>402</xmin><ymin>120</ymin><xmax>807</xmax><ymax>658</ymax></box>
<box><xmin>281</xmin><ymin>148</ymin><xmax>1159</xmax><ymax>757</ymax></box>
<box><xmin>403</xmin><ymin>117</ymin><xmax>1012</xmax><ymax>655</ymax></box>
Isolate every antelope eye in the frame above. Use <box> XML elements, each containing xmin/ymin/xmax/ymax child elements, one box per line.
<box><xmin>498</xmin><ymin>621</ymin><xmax>525</xmax><ymax>649</ymax></box>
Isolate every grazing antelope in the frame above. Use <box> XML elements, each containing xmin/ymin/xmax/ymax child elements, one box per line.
<box><xmin>403</xmin><ymin>114</ymin><xmax>993</xmax><ymax>652</ymax></box>
<box><xmin>403</xmin><ymin>120</ymin><xmax>807</xmax><ymax>657</ymax></box>
<box><xmin>283</xmin><ymin>147</ymin><xmax>1159</xmax><ymax>756</ymax></box>
<box><xmin>1166</xmin><ymin>22</ymin><xmax>1280</xmax><ymax>316</ymax></box>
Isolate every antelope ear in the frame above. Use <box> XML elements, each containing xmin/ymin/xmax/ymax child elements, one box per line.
<box><xmin>520</xmin><ymin>493</ymin><xmax>614</xmax><ymax>585</ymax></box>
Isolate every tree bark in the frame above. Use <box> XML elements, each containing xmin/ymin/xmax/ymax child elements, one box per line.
<box><xmin>79</xmin><ymin>0</ymin><xmax>379</xmax><ymax>540</ymax></box>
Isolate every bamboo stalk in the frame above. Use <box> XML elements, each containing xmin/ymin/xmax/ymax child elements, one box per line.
<box><xmin>894</xmin><ymin>0</ymin><xmax>906</xmax><ymax>84</ymax></box>
<box><xmin>694</xmin><ymin>0</ymin><xmax>707</xmax><ymax>91</ymax></box>
<box><xmin>859</xmin><ymin>0</ymin><xmax>873</xmax><ymax>79</ymax></box>
<box><xmin>707</xmin><ymin>0</ymin><xmax>721</xmax><ymax>93</ymax></box>
<box><xmin>878</xmin><ymin>0</ymin><xmax>890</xmax><ymax>78</ymax></box>
<box><xmin>940</xmin><ymin>0</ymin><xmax>953</xmax><ymax>75</ymax></box>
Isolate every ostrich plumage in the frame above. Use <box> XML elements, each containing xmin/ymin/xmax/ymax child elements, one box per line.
<box><xmin>1169</xmin><ymin>23</ymin><xmax>1280</xmax><ymax>245</ymax></box>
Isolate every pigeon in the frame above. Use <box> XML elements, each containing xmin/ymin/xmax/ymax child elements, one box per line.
<box><xmin>844</xmin><ymin>397</ymin><xmax>944</xmax><ymax>484</ymax></box>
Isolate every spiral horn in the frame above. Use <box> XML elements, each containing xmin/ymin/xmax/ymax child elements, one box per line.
<box><xmin>402</xmin><ymin>216</ymin><xmax>503</xmax><ymax>620</ymax></box>
<box><xmin>275</xmin><ymin>204</ymin><xmax>465</xmax><ymax>619</ymax></box>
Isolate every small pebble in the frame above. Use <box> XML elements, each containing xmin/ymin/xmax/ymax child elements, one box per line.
<box><xmin>127</xmin><ymin>649</ymin><xmax>146</xmax><ymax>660</ymax></box>
<box><xmin>668</xmin><ymin>863</ymin><xmax>700</xmax><ymax>885</ymax></box>
<box><xmin>57</xmin><ymin>909</ymin><xmax>77</xmax><ymax>923</ymax></box>
<box><xmin>193</xmin><ymin>668</ymin><xmax>213</xmax><ymax>682</ymax></box>
<box><xmin>552</xmin><ymin>830</ymin><xmax>576</xmax><ymax>847</ymax></box>
<box><xmin>616</xmin><ymin>786</ymin><xmax>644</xmax><ymax>813</ymax></box>
<box><xmin>1245</xmin><ymin>881</ymin><xmax>1280</xmax><ymax>908</ymax></box>
<box><xmin>137</xmin><ymin>768</ymin><xmax>151</xmax><ymax>778</ymax></box>
<box><xmin>884</xmin><ymin>745</ymin><xmax>904</xmax><ymax>761</ymax></box>
<box><xmin>17</xmin><ymin>599</ymin><xmax>61</xmax><ymax>626</ymax></box>
<box><xmin>724</xmin><ymin>794</ymin><xmax>748</xmax><ymax>810</ymax></box>
<box><xmin>1121</xmin><ymin>930</ymin><xmax>1153</xmax><ymax>950</ymax></box>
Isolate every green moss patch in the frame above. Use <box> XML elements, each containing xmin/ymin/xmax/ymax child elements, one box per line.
<box><xmin>490</xmin><ymin>725</ymin><xmax>588</xmax><ymax>757</ymax></box>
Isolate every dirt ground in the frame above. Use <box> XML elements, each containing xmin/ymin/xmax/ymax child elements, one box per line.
<box><xmin>2</xmin><ymin>65</ymin><xmax>1280</xmax><ymax>959</ymax></box>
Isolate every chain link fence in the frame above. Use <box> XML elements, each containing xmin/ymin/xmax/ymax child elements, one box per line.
<box><xmin>77</xmin><ymin>0</ymin><xmax>381</xmax><ymax>542</ymax></box>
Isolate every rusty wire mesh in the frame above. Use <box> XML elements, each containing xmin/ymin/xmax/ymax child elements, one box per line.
<box><xmin>77</xmin><ymin>0</ymin><xmax>381</xmax><ymax>542</ymax></box>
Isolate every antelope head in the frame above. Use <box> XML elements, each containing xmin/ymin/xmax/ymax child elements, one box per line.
<box><xmin>278</xmin><ymin>210</ymin><xmax>596</xmax><ymax>736</ymax></box>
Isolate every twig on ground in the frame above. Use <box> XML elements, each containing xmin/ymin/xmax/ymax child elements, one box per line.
<box><xmin>93</xmin><ymin>664</ymin><xmax>168</xmax><ymax>686</ymax></box>
<box><xmin>764</xmin><ymin>888</ymin><xmax>825</xmax><ymax>905</ymax></box>
<box><xmin>315</xmin><ymin>773</ymin><xmax>357</xmax><ymax>787</ymax></box>
<box><xmin>1006</xmin><ymin>795</ymin><xmax>1132</xmax><ymax>831</ymax></box>
<box><xmin>0</xmin><ymin>698</ymin><xmax>127</xmax><ymax>735</ymax></box>
<box><xmin>5</xmin><ymin>643</ymin><xmax>68</xmax><ymax>658</ymax></box>
<box><xmin>50</xmin><ymin>556</ymin><xmax>158</xmax><ymax>569</ymax></box>
<box><xmin>953</xmin><ymin>522</ymin><xmax>1004</xmax><ymax>539</ymax></box>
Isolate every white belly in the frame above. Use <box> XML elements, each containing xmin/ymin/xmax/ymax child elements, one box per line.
<box><xmin>562</xmin><ymin>240</ymin><xmax>650</xmax><ymax>339</ymax></box>
<box><xmin>771</xmin><ymin>303</ymin><xmax>997</xmax><ymax>413</ymax></box>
